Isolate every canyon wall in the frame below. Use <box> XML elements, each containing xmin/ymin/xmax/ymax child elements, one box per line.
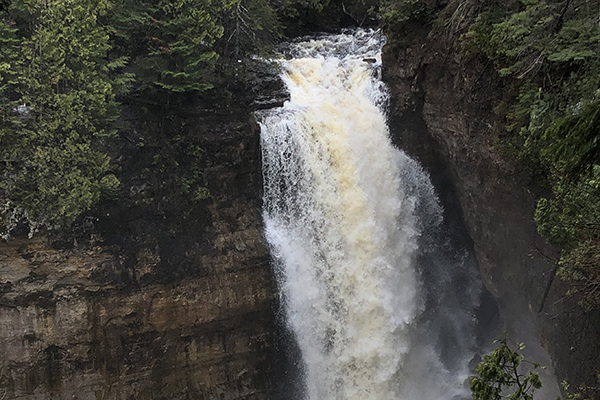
<box><xmin>0</xmin><ymin>64</ymin><xmax>288</xmax><ymax>400</ymax></box>
<box><xmin>382</xmin><ymin>4</ymin><xmax>600</xmax><ymax>389</ymax></box>
<box><xmin>2</xmin><ymin>18</ymin><xmax>599</xmax><ymax>398</ymax></box>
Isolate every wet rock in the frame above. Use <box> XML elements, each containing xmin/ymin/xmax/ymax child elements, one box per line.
<box><xmin>0</xmin><ymin>92</ymin><xmax>277</xmax><ymax>399</ymax></box>
<box><xmin>245</xmin><ymin>59</ymin><xmax>290</xmax><ymax>110</ymax></box>
<box><xmin>382</xmin><ymin>1</ymin><xmax>600</xmax><ymax>391</ymax></box>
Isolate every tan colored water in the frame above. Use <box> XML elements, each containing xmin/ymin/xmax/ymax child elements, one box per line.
<box><xmin>260</xmin><ymin>30</ymin><xmax>473</xmax><ymax>400</ymax></box>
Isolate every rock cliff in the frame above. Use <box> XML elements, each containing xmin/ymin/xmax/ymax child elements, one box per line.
<box><xmin>0</xmin><ymin>65</ymin><xmax>288</xmax><ymax>400</ymax></box>
<box><xmin>382</xmin><ymin>4</ymin><xmax>600</xmax><ymax>390</ymax></box>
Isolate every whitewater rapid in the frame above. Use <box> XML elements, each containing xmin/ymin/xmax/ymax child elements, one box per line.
<box><xmin>259</xmin><ymin>30</ymin><xmax>479</xmax><ymax>400</ymax></box>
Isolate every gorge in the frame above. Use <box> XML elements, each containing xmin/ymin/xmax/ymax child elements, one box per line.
<box><xmin>0</xmin><ymin>0</ymin><xmax>599</xmax><ymax>398</ymax></box>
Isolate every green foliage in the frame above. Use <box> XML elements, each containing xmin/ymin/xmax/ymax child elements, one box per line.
<box><xmin>541</xmin><ymin>104</ymin><xmax>600</xmax><ymax>176</ymax></box>
<box><xmin>0</xmin><ymin>0</ymin><xmax>386</xmax><ymax>238</ymax></box>
<box><xmin>382</xmin><ymin>0</ymin><xmax>434</xmax><ymax>36</ymax></box>
<box><xmin>557</xmin><ymin>238</ymin><xmax>600</xmax><ymax>310</ymax></box>
<box><xmin>146</xmin><ymin>0</ymin><xmax>227</xmax><ymax>93</ymax></box>
<box><xmin>0</xmin><ymin>12</ymin><xmax>18</xmax><ymax>95</ymax></box>
<box><xmin>470</xmin><ymin>339</ymin><xmax>543</xmax><ymax>400</ymax></box>
<box><xmin>110</xmin><ymin>0</ymin><xmax>228</xmax><ymax>95</ymax></box>
<box><xmin>535</xmin><ymin>166</ymin><xmax>600</xmax><ymax>309</ymax></box>
<box><xmin>1</xmin><ymin>0</ymin><xmax>266</xmax><ymax>236</ymax></box>
<box><xmin>461</xmin><ymin>0</ymin><xmax>600</xmax><ymax>309</ymax></box>
<box><xmin>473</xmin><ymin>341</ymin><xmax>600</xmax><ymax>400</ymax></box>
<box><xmin>562</xmin><ymin>375</ymin><xmax>600</xmax><ymax>400</ymax></box>
<box><xmin>0</xmin><ymin>0</ymin><xmax>120</xmax><ymax>234</ymax></box>
<box><xmin>108</xmin><ymin>0</ymin><xmax>284</xmax><ymax>96</ymax></box>
<box><xmin>463</xmin><ymin>0</ymin><xmax>600</xmax><ymax>78</ymax></box>
<box><xmin>531</xmin><ymin>102</ymin><xmax>600</xmax><ymax>310</ymax></box>
<box><xmin>220</xmin><ymin>0</ymin><xmax>282</xmax><ymax>59</ymax></box>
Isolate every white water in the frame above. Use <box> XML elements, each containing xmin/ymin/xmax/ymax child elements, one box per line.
<box><xmin>259</xmin><ymin>30</ymin><xmax>478</xmax><ymax>400</ymax></box>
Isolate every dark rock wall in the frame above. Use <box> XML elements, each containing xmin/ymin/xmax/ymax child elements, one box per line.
<box><xmin>0</xmin><ymin>71</ymin><xmax>288</xmax><ymax>399</ymax></box>
<box><xmin>4</xmin><ymin>18</ymin><xmax>599</xmax><ymax>398</ymax></box>
<box><xmin>382</xmin><ymin>6</ymin><xmax>600</xmax><ymax>390</ymax></box>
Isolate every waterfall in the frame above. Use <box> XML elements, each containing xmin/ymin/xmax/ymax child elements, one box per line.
<box><xmin>259</xmin><ymin>30</ymin><xmax>482</xmax><ymax>400</ymax></box>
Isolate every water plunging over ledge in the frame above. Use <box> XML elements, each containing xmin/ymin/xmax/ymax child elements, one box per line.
<box><xmin>258</xmin><ymin>29</ymin><xmax>485</xmax><ymax>400</ymax></box>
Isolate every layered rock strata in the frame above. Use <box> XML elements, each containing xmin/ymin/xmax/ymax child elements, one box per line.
<box><xmin>0</xmin><ymin>65</ymin><xmax>289</xmax><ymax>400</ymax></box>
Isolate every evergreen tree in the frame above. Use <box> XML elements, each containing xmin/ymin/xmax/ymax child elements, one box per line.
<box><xmin>461</xmin><ymin>0</ymin><xmax>600</xmax><ymax>309</ymax></box>
<box><xmin>127</xmin><ymin>0</ymin><xmax>229</xmax><ymax>94</ymax></box>
<box><xmin>220</xmin><ymin>0</ymin><xmax>281</xmax><ymax>59</ymax></box>
<box><xmin>0</xmin><ymin>0</ymin><xmax>119</xmax><ymax>235</ymax></box>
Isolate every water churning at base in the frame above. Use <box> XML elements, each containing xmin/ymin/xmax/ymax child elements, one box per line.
<box><xmin>259</xmin><ymin>30</ymin><xmax>478</xmax><ymax>400</ymax></box>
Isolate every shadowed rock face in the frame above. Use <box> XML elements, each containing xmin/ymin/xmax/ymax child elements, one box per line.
<box><xmin>381</xmin><ymin>5</ymin><xmax>600</xmax><ymax>392</ymax></box>
<box><xmin>0</xmin><ymin>236</ymin><xmax>273</xmax><ymax>399</ymax></box>
<box><xmin>0</xmin><ymin>63</ymin><xmax>289</xmax><ymax>400</ymax></box>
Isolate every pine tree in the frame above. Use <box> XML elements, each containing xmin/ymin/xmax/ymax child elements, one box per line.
<box><xmin>221</xmin><ymin>0</ymin><xmax>281</xmax><ymax>59</ymax></box>
<box><xmin>127</xmin><ymin>0</ymin><xmax>229</xmax><ymax>94</ymax></box>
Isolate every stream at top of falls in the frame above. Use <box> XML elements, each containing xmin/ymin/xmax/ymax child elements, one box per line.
<box><xmin>258</xmin><ymin>29</ymin><xmax>487</xmax><ymax>400</ymax></box>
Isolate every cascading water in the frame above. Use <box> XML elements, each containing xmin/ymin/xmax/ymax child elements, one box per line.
<box><xmin>259</xmin><ymin>30</ymin><xmax>485</xmax><ymax>400</ymax></box>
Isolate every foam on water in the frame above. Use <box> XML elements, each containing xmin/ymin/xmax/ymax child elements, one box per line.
<box><xmin>259</xmin><ymin>29</ymin><xmax>476</xmax><ymax>400</ymax></box>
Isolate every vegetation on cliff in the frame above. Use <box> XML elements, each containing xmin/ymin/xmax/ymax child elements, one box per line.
<box><xmin>380</xmin><ymin>0</ymin><xmax>599</xmax><ymax>393</ymax></box>
<box><xmin>0</xmin><ymin>0</ymin><xmax>268</xmax><ymax>237</ymax></box>
<box><xmin>460</xmin><ymin>0</ymin><xmax>600</xmax><ymax>309</ymax></box>
<box><xmin>0</xmin><ymin>0</ymin><xmax>380</xmax><ymax>238</ymax></box>
<box><xmin>0</xmin><ymin>0</ymin><xmax>120</xmax><ymax>235</ymax></box>
<box><xmin>0</xmin><ymin>0</ymin><xmax>596</xmax><ymax>326</ymax></box>
<box><xmin>470</xmin><ymin>340</ymin><xmax>543</xmax><ymax>400</ymax></box>
<box><xmin>471</xmin><ymin>340</ymin><xmax>600</xmax><ymax>400</ymax></box>
<box><xmin>0</xmin><ymin>0</ymin><xmax>218</xmax><ymax>235</ymax></box>
<box><xmin>381</xmin><ymin>0</ymin><xmax>600</xmax><ymax>310</ymax></box>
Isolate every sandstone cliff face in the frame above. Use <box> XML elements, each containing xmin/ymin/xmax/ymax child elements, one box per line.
<box><xmin>0</xmin><ymin>70</ymin><xmax>288</xmax><ymax>400</ymax></box>
<box><xmin>382</xmin><ymin>6</ymin><xmax>600</xmax><ymax>389</ymax></box>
